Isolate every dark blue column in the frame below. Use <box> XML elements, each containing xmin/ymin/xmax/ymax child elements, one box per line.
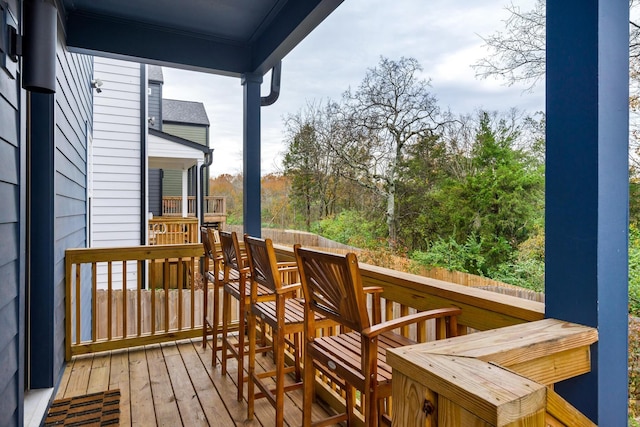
<box><xmin>242</xmin><ymin>73</ymin><xmax>263</xmax><ymax>237</ymax></box>
<box><xmin>546</xmin><ymin>0</ymin><xmax>628</xmax><ymax>424</ymax></box>
<box><xmin>29</xmin><ymin>92</ymin><xmax>56</xmax><ymax>388</ymax></box>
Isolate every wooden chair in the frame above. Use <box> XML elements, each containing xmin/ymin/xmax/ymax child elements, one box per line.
<box><xmin>219</xmin><ymin>231</ymin><xmax>275</xmax><ymax>401</ymax></box>
<box><xmin>245</xmin><ymin>235</ymin><xmax>335</xmax><ymax>427</ymax></box>
<box><xmin>294</xmin><ymin>246</ymin><xmax>462</xmax><ymax>427</ymax></box>
<box><xmin>201</xmin><ymin>226</ymin><xmax>223</xmax><ymax>365</ymax></box>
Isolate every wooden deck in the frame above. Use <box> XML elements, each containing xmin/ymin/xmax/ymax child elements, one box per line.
<box><xmin>55</xmin><ymin>338</ymin><xmax>336</xmax><ymax>426</ymax></box>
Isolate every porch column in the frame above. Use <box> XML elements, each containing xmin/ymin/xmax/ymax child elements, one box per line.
<box><xmin>181</xmin><ymin>168</ymin><xmax>188</xmax><ymax>217</ymax></box>
<box><xmin>241</xmin><ymin>73</ymin><xmax>262</xmax><ymax>237</ymax></box>
<box><xmin>546</xmin><ymin>0</ymin><xmax>628</xmax><ymax>424</ymax></box>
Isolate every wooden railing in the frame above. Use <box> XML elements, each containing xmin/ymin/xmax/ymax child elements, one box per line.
<box><xmin>65</xmin><ymin>244</ymin><xmax>206</xmax><ymax>359</ymax></box>
<box><xmin>64</xmin><ymin>243</ymin><xmax>560</xmax><ymax>424</ymax></box>
<box><xmin>204</xmin><ymin>196</ymin><xmax>225</xmax><ymax>216</ymax></box>
<box><xmin>148</xmin><ymin>217</ymin><xmax>198</xmax><ymax>245</ymax></box>
<box><xmin>161</xmin><ymin>196</ymin><xmax>226</xmax><ymax>217</ymax></box>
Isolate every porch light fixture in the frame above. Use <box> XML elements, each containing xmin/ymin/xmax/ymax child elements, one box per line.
<box><xmin>22</xmin><ymin>0</ymin><xmax>57</xmax><ymax>93</ymax></box>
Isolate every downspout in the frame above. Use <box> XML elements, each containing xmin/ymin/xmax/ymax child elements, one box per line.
<box><xmin>139</xmin><ymin>64</ymin><xmax>147</xmax><ymax>245</ymax></box>
<box><xmin>199</xmin><ymin>148</ymin><xmax>214</xmax><ymax>228</ymax></box>
<box><xmin>260</xmin><ymin>61</ymin><xmax>281</xmax><ymax>107</ymax></box>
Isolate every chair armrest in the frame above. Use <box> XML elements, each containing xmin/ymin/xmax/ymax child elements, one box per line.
<box><xmin>363</xmin><ymin>286</ymin><xmax>384</xmax><ymax>294</ymax></box>
<box><xmin>362</xmin><ymin>307</ymin><xmax>461</xmax><ymax>338</ymax></box>
<box><xmin>276</xmin><ymin>282</ymin><xmax>302</xmax><ymax>295</ymax></box>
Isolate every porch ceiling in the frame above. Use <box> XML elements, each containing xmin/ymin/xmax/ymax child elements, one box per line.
<box><xmin>59</xmin><ymin>0</ymin><xmax>344</xmax><ymax>76</ymax></box>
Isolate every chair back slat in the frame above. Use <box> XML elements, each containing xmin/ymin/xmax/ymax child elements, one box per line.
<box><xmin>295</xmin><ymin>246</ymin><xmax>370</xmax><ymax>332</ymax></box>
<box><xmin>219</xmin><ymin>230</ymin><xmax>242</xmax><ymax>271</ymax></box>
<box><xmin>201</xmin><ymin>226</ymin><xmax>214</xmax><ymax>260</ymax></box>
<box><xmin>244</xmin><ymin>235</ymin><xmax>281</xmax><ymax>293</ymax></box>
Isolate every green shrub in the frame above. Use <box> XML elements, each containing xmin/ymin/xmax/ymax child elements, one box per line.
<box><xmin>311</xmin><ymin>210</ymin><xmax>384</xmax><ymax>248</ymax></box>
<box><xmin>631</xmin><ymin>226</ymin><xmax>640</xmax><ymax>316</ymax></box>
<box><xmin>411</xmin><ymin>234</ymin><xmax>488</xmax><ymax>276</ymax></box>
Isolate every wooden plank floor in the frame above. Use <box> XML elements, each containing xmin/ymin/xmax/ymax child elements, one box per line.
<box><xmin>55</xmin><ymin>338</ymin><xmax>339</xmax><ymax>426</ymax></box>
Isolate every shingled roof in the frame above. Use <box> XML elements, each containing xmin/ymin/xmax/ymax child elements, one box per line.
<box><xmin>162</xmin><ymin>99</ymin><xmax>210</xmax><ymax>126</ymax></box>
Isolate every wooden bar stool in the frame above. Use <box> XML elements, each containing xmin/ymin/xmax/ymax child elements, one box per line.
<box><xmin>245</xmin><ymin>235</ymin><xmax>336</xmax><ymax>427</ymax></box>
<box><xmin>201</xmin><ymin>226</ymin><xmax>223</xmax><ymax>365</ymax></box>
<box><xmin>294</xmin><ymin>245</ymin><xmax>462</xmax><ymax>427</ymax></box>
<box><xmin>219</xmin><ymin>231</ymin><xmax>275</xmax><ymax>401</ymax></box>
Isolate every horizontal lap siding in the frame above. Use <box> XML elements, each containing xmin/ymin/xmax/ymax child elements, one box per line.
<box><xmin>148</xmin><ymin>81</ymin><xmax>162</xmax><ymax>130</ymax></box>
<box><xmin>162</xmin><ymin>123</ymin><xmax>207</xmax><ymax>146</ymax></box>
<box><xmin>0</xmin><ymin>0</ymin><xmax>21</xmax><ymax>424</ymax></box>
<box><xmin>92</xmin><ymin>58</ymin><xmax>141</xmax><ymax>247</ymax></box>
<box><xmin>55</xmin><ymin>37</ymin><xmax>93</xmax><ymax>373</ymax></box>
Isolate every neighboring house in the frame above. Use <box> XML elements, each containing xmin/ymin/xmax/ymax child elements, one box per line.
<box><xmin>90</xmin><ymin>59</ymin><xmax>213</xmax><ymax>250</ymax></box>
<box><xmin>160</xmin><ymin>98</ymin><xmax>211</xmax><ymax>203</ymax></box>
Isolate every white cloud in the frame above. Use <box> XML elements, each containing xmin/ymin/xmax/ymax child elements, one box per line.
<box><xmin>161</xmin><ymin>0</ymin><xmax>544</xmax><ymax>176</ymax></box>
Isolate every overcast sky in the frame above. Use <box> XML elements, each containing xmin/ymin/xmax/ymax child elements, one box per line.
<box><xmin>162</xmin><ymin>0</ymin><xmax>544</xmax><ymax>176</ymax></box>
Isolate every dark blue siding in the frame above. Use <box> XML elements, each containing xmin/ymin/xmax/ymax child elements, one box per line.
<box><xmin>53</xmin><ymin>41</ymin><xmax>93</xmax><ymax>379</ymax></box>
<box><xmin>0</xmin><ymin>0</ymin><xmax>23</xmax><ymax>423</ymax></box>
<box><xmin>149</xmin><ymin>168</ymin><xmax>162</xmax><ymax>216</ymax></box>
<box><xmin>149</xmin><ymin>82</ymin><xmax>162</xmax><ymax>130</ymax></box>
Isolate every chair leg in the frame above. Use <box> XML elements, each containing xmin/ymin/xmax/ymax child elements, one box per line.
<box><xmin>293</xmin><ymin>332</ymin><xmax>301</xmax><ymax>382</ymax></box>
<box><xmin>202</xmin><ymin>276</ymin><xmax>208</xmax><ymax>349</ymax></box>
<box><xmin>275</xmin><ymin>325</ymin><xmax>285</xmax><ymax>427</ymax></box>
<box><xmin>211</xmin><ymin>282</ymin><xmax>220</xmax><ymax>367</ymax></box>
<box><xmin>221</xmin><ymin>291</ymin><xmax>230</xmax><ymax>375</ymax></box>
<box><xmin>247</xmin><ymin>310</ymin><xmax>257</xmax><ymax>420</ymax></box>
<box><xmin>236</xmin><ymin>296</ymin><xmax>246</xmax><ymax>402</ymax></box>
<box><xmin>302</xmin><ymin>349</ymin><xmax>315</xmax><ymax>427</ymax></box>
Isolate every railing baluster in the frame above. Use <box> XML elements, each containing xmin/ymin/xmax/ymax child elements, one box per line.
<box><xmin>122</xmin><ymin>261</ymin><xmax>127</xmax><ymax>339</ymax></box>
<box><xmin>108</xmin><ymin>262</ymin><xmax>113</xmax><ymax>341</ymax></box>
<box><xmin>151</xmin><ymin>259</ymin><xmax>156</xmax><ymax>335</ymax></box>
<box><xmin>177</xmin><ymin>257</ymin><xmax>183</xmax><ymax>330</ymax></box>
<box><xmin>92</xmin><ymin>262</ymin><xmax>97</xmax><ymax>342</ymax></box>
<box><xmin>164</xmin><ymin>258</ymin><xmax>170</xmax><ymax>332</ymax></box>
<box><xmin>190</xmin><ymin>257</ymin><xmax>195</xmax><ymax>328</ymax></box>
<box><xmin>75</xmin><ymin>263</ymin><xmax>81</xmax><ymax>345</ymax></box>
<box><xmin>385</xmin><ymin>298</ymin><xmax>393</xmax><ymax>323</ymax></box>
<box><xmin>400</xmin><ymin>304</ymin><xmax>409</xmax><ymax>337</ymax></box>
<box><xmin>137</xmin><ymin>260</ymin><xmax>142</xmax><ymax>337</ymax></box>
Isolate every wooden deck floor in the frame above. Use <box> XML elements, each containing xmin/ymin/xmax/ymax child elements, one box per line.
<box><xmin>55</xmin><ymin>338</ymin><xmax>337</xmax><ymax>426</ymax></box>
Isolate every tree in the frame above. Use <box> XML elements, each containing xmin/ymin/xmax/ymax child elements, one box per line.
<box><xmin>282</xmin><ymin>101</ymin><xmax>345</xmax><ymax>230</ymax></box>
<box><xmin>474</xmin><ymin>0</ymin><xmax>640</xmax><ymax>89</ymax></box>
<box><xmin>425</xmin><ymin>111</ymin><xmax>545</xmax><ymax>271</ymax></box>
<box><xmin>333</xmin><ymin>56</ymin><xmax>443</xmax><ymax>245</ymax></box>
<box><xmin>473</xmin><ymin>0</ymin><xmax>546</xmax><ymax>90</ymax></box>
<box><xmin>209</xmin><ymin>173</ymin><xmax>244</xmax><ymax>224</ymax></box>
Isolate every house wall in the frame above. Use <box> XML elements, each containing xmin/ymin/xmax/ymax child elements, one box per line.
<box><xmin>162</xmin><ymin>123</ymin><xmax>207</xmax><ymax>146</ymax></box>
<box><xmin>53</xmin><ymin>32</ymin><xmax>94</xmax><ymax>371</ymax></box>
<box><xmin>148</xmin><ymin>81</ymin><xmax>162</xmax><ymax>130</ymax></box>
<box><xmin>149</xmin><ymin>169</ymin><xmax>162</xmax><ymax>216</ymax></box>
<box><xmin>161</xmin><ymin>123</ymin><xmax>208</xmax><ymax>198</ymax></box>
<box><xmin>162</xmin><ymin>169</ymin><xmax>183</xmax><ymax>196</ymax></box>
<box><xmin>91</xmin><ymin>57</ymin><xmax>142</xmax><ymax>247</ymax></box>
<box><xmin>0</xmin><ymin>0</ymin><xmax>23</xmax><ymax>423</ymax></box>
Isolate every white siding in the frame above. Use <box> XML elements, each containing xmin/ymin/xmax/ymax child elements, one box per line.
<box><xmin>91</xmin><ymin>57</ymin><xmax>142</xmax><ymax>250</ymax></box>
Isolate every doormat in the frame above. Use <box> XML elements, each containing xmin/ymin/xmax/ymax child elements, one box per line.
<box><xmin>44</xmin><ymin>389</ymin><xmax>120</xmax><ymax>426</ymax></box>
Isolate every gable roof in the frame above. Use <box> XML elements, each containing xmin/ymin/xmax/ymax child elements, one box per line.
<box><xmin>148</xmin><ymin>65</ymin><xmax>164</xmax><ymax>83</ymax></box>
<box><xmin>149</xmin><ymin>128</ymin><xmax>211</xmax><ymax>153</ymax></box>
<box><xmin>162</xmin><ymin>99</ymin><xmax>210</xmax><ymax>126</ymax></box>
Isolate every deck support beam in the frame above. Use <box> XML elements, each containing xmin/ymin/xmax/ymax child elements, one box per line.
<box><xmin>546</xmin><ymin>0</ymin><xmax>629</xmax><ymax>423</ymax></box>
<box><xmin>242</xmin><ymin>73</ymin><xmax>263</xmax><ymax>238</ymax></box>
